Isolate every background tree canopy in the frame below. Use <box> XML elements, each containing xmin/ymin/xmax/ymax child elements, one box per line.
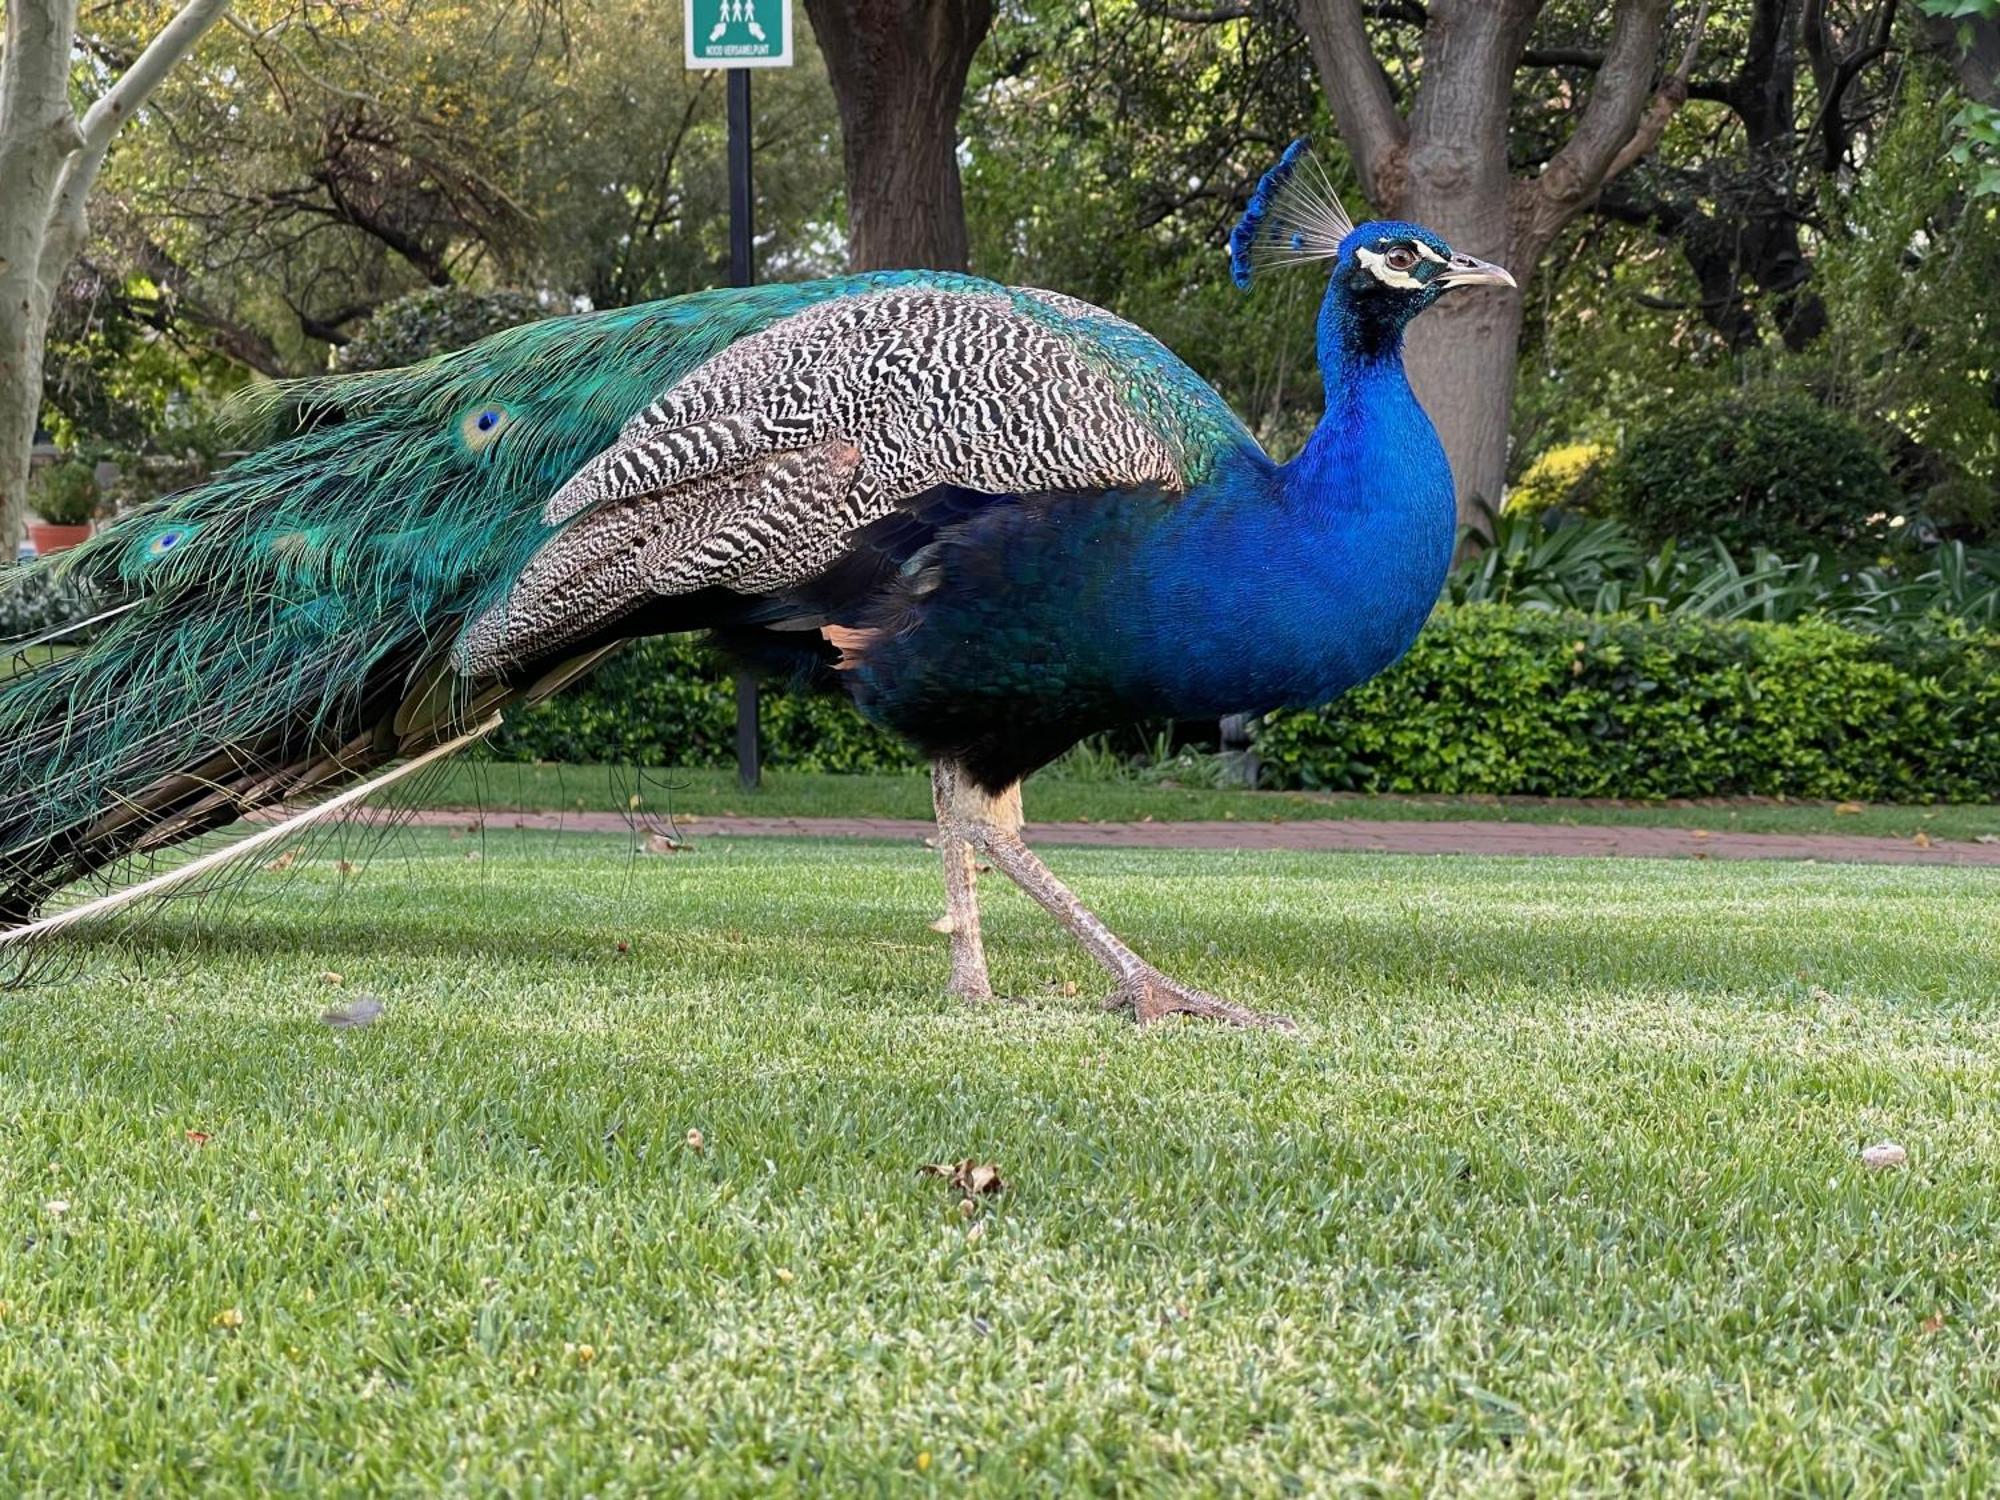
<box><xmin>26</xmin><ymin>0</ymin><xmax>2000</xmax><ymax>552</ymax></box>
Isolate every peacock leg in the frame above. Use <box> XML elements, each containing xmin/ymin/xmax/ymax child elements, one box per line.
<box><xmin>936</xmin><ymin>761</ymin><xmax>1294</xmax><ymax>1031</ymax></box>
<box><xmin>931</xmin><ymin>762</ymin><xmax>996</xmax><ymax>1002</ymax></box>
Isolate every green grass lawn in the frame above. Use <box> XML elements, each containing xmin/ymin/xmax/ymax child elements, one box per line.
<box><xmin>3</xmin><ymin>832</ymin><xmax>1998</xmax><ymax>1493</ymax></box>
<box><xmin>419</xmin><ymin>758</ymin><xmax>2000</xmax><ymax>842</ymax></box>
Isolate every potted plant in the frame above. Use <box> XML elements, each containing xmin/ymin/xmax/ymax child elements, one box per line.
<box><xmin>28</xmin><ymin>460</ymin><xmax>98</xmax><ymax>554</ymax></box>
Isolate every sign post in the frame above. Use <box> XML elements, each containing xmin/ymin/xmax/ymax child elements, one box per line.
<box><xmin>684</xmin><ymin>0</ymin><xmax>793</xmax><ymax>69</ymax></box>
<box><xmin>687</xmin><ymin>0</ymin><xmax>792</xmax><ymax>789</ymax></box>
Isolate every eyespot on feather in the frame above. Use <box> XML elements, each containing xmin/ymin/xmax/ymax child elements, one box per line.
<box><xmin>134</xmin><ymin>524</ymin><xmax>197</xmax><ymax>567</ymax></box>
<box><xmin>459</xmin><ymin>405</ymin><xmax>512</xmax><ymax>452</ymax></box>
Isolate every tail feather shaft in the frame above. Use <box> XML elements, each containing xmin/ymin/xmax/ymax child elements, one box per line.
<box><xmin>0</xmin><ymin>716</ymin><xmax>500</xmax><ymax>950</ymax></box>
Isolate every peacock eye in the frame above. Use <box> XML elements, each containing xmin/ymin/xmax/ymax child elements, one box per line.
<box><xmin>1385</xmin><ymin>245</ymin><xmax>1419</xmax><ymax>272</ymax></box>
<box><xmin>460</xmin><ymin>405</ymin><xmax>513</xmax><ymax>451</ymax></box>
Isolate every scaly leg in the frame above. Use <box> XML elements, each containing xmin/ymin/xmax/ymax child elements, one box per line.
<box><xmin>932</xmin><ymin>760</ymin><xmax>1294</xmax><ymax>1031</ymax></box>
<box><xmin>931</xmin><ymin>761</ymin><xmax>996</xmax><ymax>1001</ymax></box>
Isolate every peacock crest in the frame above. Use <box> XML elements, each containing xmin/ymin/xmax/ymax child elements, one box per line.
<box><xmin>1227</xmin><ymin>138</ymin><xmax>1355</xmax><ymax>289</ymax></box>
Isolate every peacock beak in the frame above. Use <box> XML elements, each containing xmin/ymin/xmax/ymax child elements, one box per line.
<box><xmin>1436</xmin><ymin>253</ymin><xmax>1516</xmax><ymax>289</ymax></box>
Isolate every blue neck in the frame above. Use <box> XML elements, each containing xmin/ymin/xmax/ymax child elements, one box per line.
<box><xmin>1281</xmin><ymin>276</ymin><xmax>1424</xmax><ymax>506</ymax></box>
<box><xmin>1118</xmin><ymin>274</ymin><xmax>1457</xmax><ymax>721</ymax></box>
<box><xmin>1280</xmin><ymin>280</ymin><xmax>1440</xmax><ymax>516</ymax></box>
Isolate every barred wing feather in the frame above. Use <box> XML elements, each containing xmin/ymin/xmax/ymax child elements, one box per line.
<box><xmin>455</xmin><ymin>287</ymin><xmax>1223</xmax><ymax>679</ymax></box>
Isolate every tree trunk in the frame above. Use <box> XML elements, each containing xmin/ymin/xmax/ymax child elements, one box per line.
<box><xmin>1396</xmin><ymin>0</ymin><xmax>1538</xmax><ymax>532</ymax></box>
<box><xmin>0</xmin><ymin>0</ymin><xmax>228</xmax><ymax>557</ymax></box>
<box><xmin>0</xmin><ymin>0</ymin><xmax>82</xmax><ymax>558</ymax></box>
<box><xmin>0</xmin><ymin>297</ymin><xmax>55</xmax><ymax>561</ymax></box>
<box><xmin>1403</xmin><ymin>274</ymin><xmax>1524</xmax><ymax>528</ymax></box>
<box><xmin>802</xmin><ymin>0</ymin><xmax>995</xmax><ymax>272</ymax></box>
<box><xmin>1296</xmin><ymin>0</ymin><xmax>1681</xmax><ymax>539</ymax></box>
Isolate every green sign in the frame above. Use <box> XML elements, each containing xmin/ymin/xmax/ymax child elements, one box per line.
<box><xmin>684</xmin><ymin>0</ymin><xmax>793</xmax><ymax>69</ymax></box>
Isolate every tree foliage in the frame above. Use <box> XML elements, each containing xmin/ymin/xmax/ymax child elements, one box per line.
<box><xmin>29</xmin><ymin>0</ymin><xmax>1999</xmax><ymax>552</ymax></box>
<box><xmin>67</xmin><ymin>0</ymin><xmax>843</xmax><ymax>376</ymax></box>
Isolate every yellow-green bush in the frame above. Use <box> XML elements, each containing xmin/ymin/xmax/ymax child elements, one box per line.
<box><xmin>1506</xmin><ymin>442</ymin><xmax>1611</xmax><ymax>517</ymax></box>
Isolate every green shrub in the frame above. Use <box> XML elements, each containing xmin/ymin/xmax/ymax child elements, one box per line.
<box><xmin>1254</xmin><ymin>605</ymin><xmax>2000</xmax><ymax>802</ymax></box>
<box><xmin>1505</xmin><ymin>441</ymin><xmax>1612</xmax><ymax>518</ymax></box>
<box><xmin>31</xmin><ymin>461</ymin><xmax>98</xmax><ymax>527</ymax></box>
<box><xmin>335</xmin><ymin>288</ymin><xmax>550</xmax><ymax>372</ymax></box>
<box><xmin>0</xmin><ymin>564</ymin><xmax>101</xmax><ymax>640</ymax></box>
<box><xmin>490</xmin><ymin>635</ymin><xmax>916</xmax><ymax>772</ymax></box>
<box><xmin>1447</xmin><ymin>507</ymin><xmax>2000</xmax><ymax>627</ymax></box>
<box><xmin>1602</xmin><ymin>389</ymin><xmax>1903</xmax><ymax>557</ymax></box>
<box><xmin>491</xmin><ymin>612</ymin><xmax>2000</xmax><ymax>804</ymax></box>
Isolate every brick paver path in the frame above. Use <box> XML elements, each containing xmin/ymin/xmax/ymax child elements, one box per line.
<box><xmin>398</xmin><ymin>809</ymin><xmax>2000</xmax><ymax>867</ymax></box>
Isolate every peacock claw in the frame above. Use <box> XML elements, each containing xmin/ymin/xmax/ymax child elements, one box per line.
<box><xmin>947</xmin><ymin>979</ymin><xmax>1007</xmax><ymax>1006</ymax></box>
<box><xmin>1105</xmin><ymin>969</ymin><xmax>1298</xmax><ymax>1033</ymax></box>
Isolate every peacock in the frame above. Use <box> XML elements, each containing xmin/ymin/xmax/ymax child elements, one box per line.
<box><xmin>0</xmin><ymin>141</ymin><xmax>1511</xmax><ymax>1028</ymax></box>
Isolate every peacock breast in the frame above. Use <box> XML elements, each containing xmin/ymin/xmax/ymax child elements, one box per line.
<box><xmin>1126</xmin><ymin>434</ymin><xmax>1457</xmax><ymax>719</ymax></box>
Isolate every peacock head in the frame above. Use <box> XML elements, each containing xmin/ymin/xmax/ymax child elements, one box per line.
<box><xmin>1228</xmin><ymin>139</ymin><xmax>1514</xmax><ymax>355</ymax></box>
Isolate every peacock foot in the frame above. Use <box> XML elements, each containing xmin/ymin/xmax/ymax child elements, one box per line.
<box><xmin>1102</xmin><ymin>967</ymin><xmax>1297</xmax><ymax>1032</ymax></box>
<box><xmin>946</xmin><ymin>972</ymin><xmax>998</xmax><ymax>1004</ymax></box>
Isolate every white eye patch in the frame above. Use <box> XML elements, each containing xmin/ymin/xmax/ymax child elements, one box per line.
<box><xmin>1354</xmin><ymin>245</ymin><xmax>1427</xmax><ymax>290</ymax></box>
<box><xmin>1411</xmin><ymin>241</ymin><xmax>1449</xmax><ymax>265</ymax></box>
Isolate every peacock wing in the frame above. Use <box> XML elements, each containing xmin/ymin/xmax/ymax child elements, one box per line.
<box><xmin>454</xmin><ymin>439</ymin><xmax>865</xmax><ymax>675</ymax></box>
<box><xmin>454</xmin><ymin>285</ymin><xmax>1228</xmax><ymax>679</ymax></box>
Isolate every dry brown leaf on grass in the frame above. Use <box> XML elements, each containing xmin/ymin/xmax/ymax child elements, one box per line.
<box><xmin>264</xmin><ymin>850</ymin><xmax>298</xmax><ymax>873</ymax></box>
<box><xmin>1835</xmin><ymin>802</ymin><xmax>1865</xmax><ymax>815</ymax></box>
<box><xmin>918</xmin><ymin>1160</ymin><xmax>1006</xmax><ymax>1196</ymax></box>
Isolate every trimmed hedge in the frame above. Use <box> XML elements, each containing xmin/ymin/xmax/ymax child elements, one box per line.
<box><xmin>0</xmin><ymin>565</ymin><xmax>101</xmax><ymax>640</ymax></box>
<box><xmin>490</xmin><ymin>635</ymin><xmax>916</xmax><ymax>772</ymax></box>
<box><xmin>489</xmin><ymin>608</ymin><xmax>2000</xmax><ymax>802</ymax></box>
<box><xmin>1256</xmin><ymin>605</ymin><xmax>2000</xmax><ymax>802</ymax></box>
<box><xmin>335</xmin><ymin>288</ymin><xmax>549</xmax><ymax>372</ymax></box>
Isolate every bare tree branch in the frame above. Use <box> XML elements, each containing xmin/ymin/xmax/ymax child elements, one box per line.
<box><xmin>1136</xmin><ymin>0</ymin><xmax>1254</xmax><ymax>20</ymax></box>
<box><xmin>1520</xmin><ymin>44</ymin><xmax>1606</xmax><ymax>68</ymax></box>
<box><xmin>1293</xmin><ymin>0</ymin><xmax>1409</xmax><ymax>206</ymax></box>
<box><xmin>1525</xmin><ymin>0</ymin><xmax>1673</xmax><ymax>251</ymax></box>
<box><xmin>43</xmin><ymin>0</ymin><xmax>232</xmax><ymax>286</ymax></box>
<box><xmin>76</xmin><ymin>0</ymin><xmax>230</xmax><ymax>154</ymax></box>
<box><xmin>1803</xmin><ymin>0</ymin><xmax>1900</xmax><ymax>171</ymax></box>
<box><xmin>1603</xmin><ymin>0</ymin><xmax>1711</xmax><ymax>182</ymax></box>
<box><xmin>0</xmin><ymin>0</ymin><xmax>226</xmax><ymax>550</ymax></box>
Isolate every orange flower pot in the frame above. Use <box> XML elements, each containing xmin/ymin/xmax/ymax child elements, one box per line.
<box><xmin>27</xmin><ymin>522</ymin><xmax>92</xmax><ymax>554</ymax></box>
